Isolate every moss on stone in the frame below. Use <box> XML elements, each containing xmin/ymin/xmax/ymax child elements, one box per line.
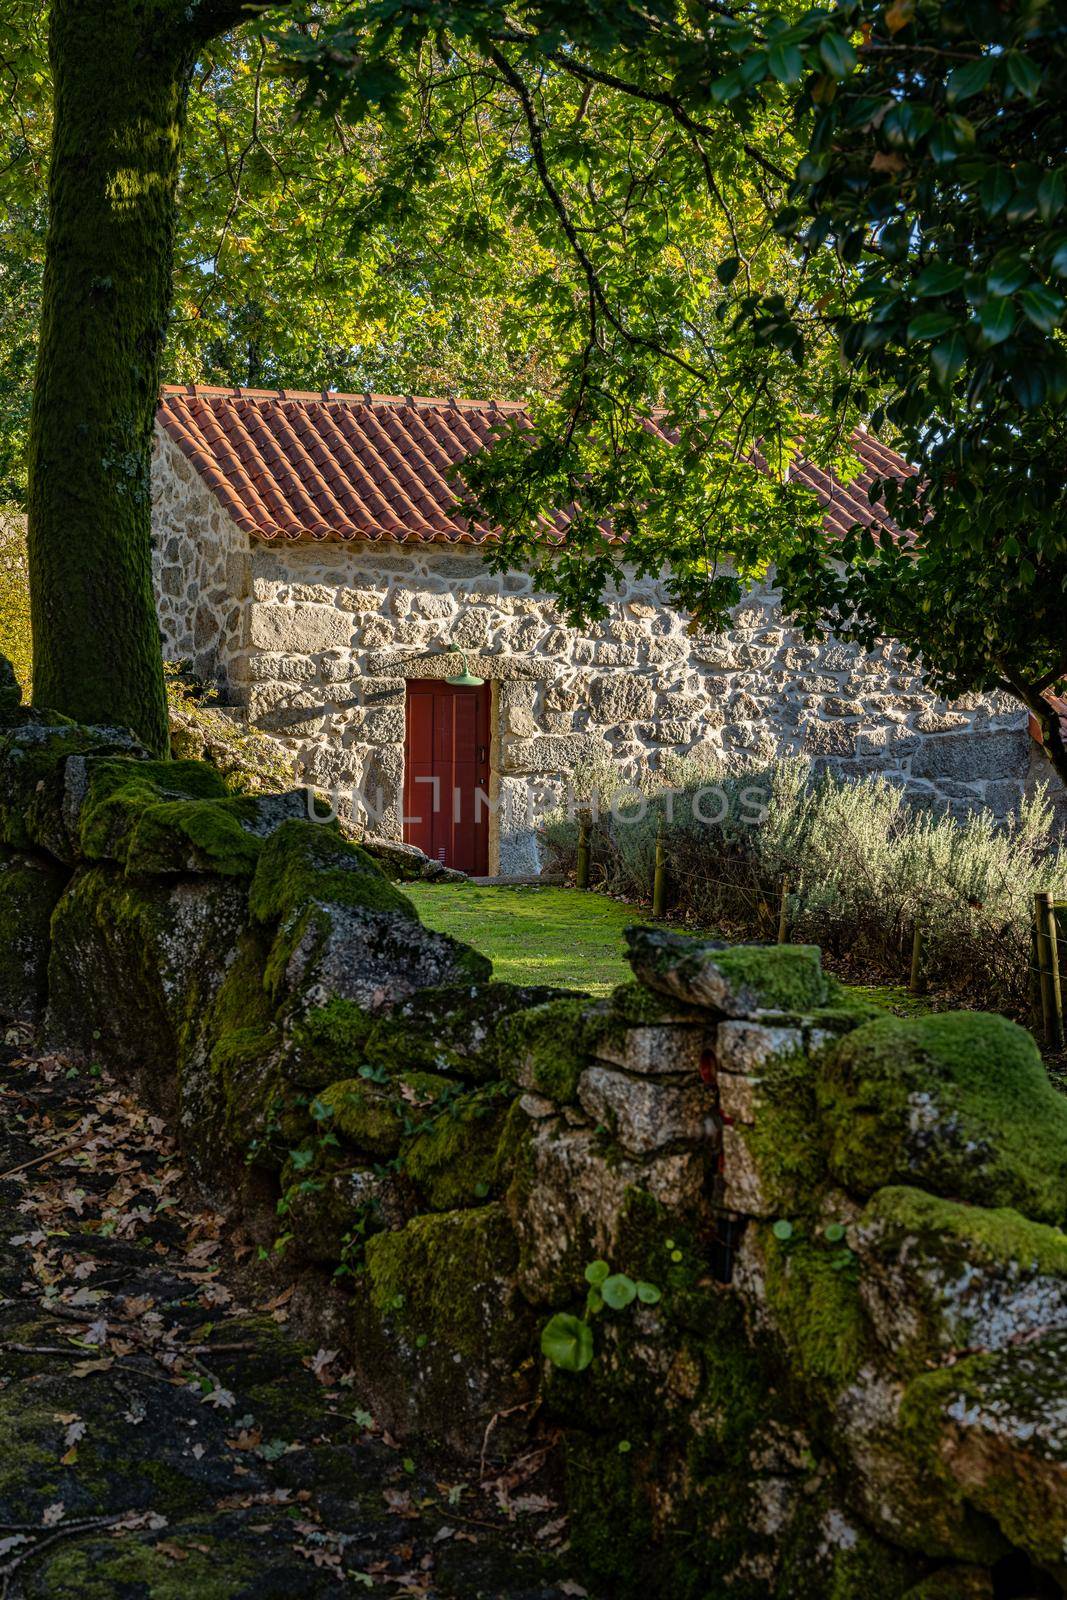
<box><xmin>249</xmin><ymin>818</ymin><xmax>414</xmax><ymax>926</ymax></box>
<box><xmin>710</xmin><ymin>943</ymin><xmax>829</xmax><ymax>1011</ymax></box>
<box><xmin>0</xmin><ymin>848</ymin><xmax>68</xmax><ymax>1023</ymax></box>
<box><xmin>627</xmin><ymin>928</ymin><xmax>829</xmax><ymax>1014</ymax></box>
<box><xmin>400</xmin><ymin>1083</ymin><xmax>513</xmax><ymax>1209</ymax></box>
<box><xmin>563</xmin><ymin>1430</ymin><xmax>657</xmax><ymax>1599</ymax></box>
<box><xmin>0</xmin><ymin>716</ymin><xmax>127</xmax><ymax>856</ymax></box>
<box><xmin>364</xmin><ymin>980</ymin><xmax>569</xmax><ymax>1082</ymax></box>
<box><xmin>897</xmin><ymin>1338</ymin><xmax>1067</xmax><ymax>1571</ymax></box>
<box><xmin>76</xmin><ymin>755</ymin><xmax>265</xmax><ymax>876</ymax></box>
<box><xmin>818</xmin><ymin>1013</ymin><xmax>1067</xmax><ymax>1225</ymax></box>
<box><xmin>314</xmin><ymin>1070</ymin><xmax>454</xmax><ymax>1159</ymax></box>
<box><xmin>363</xmin><ymin>1201</ymin><xmax>523</xmax><ymax>1363</ymax></box>
<box><xmin>863</xmin><ymin>1185</ymin><xmax>1067</xmax><ymax>1278</ymax></box>
<box><xmin>498</xmin><ymin>996</ymin><xmax>607</xmax><ymax>1101</ymax></box>
<box><xmin>736</xmin><ymin>1042</ymin><xmax>828</xmax><ymax>1217</ymax></box>
<box><xmin>758</xmin><ymin>1224</ymin><xmax>869</xmax><ymax>1396</ymax></box>
<box><xmin>284</xmin><ymin>996</ymin><xmax>375</xmax><ymax>1089</ymax></box>
<box><xmin>36</xmin><ymin>1538</ymin><xmax>256</xmax><ymax>1599</ymax></box>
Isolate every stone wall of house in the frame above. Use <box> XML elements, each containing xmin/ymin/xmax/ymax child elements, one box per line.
<box><xmin>150</xmin><ymin>435</ymin><xmax>1035</xmax><ymax>874</ymax></box>
<box><xmin>150</xmin><ymin>431</ymin><xmax>251</xmax><ymax>690</ymax></box>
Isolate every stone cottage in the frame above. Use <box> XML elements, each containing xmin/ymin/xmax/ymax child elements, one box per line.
<box><xmin>151</xmin><ymin>384</ymin><xmax>1033</xmax><ymax>875</ymax></box>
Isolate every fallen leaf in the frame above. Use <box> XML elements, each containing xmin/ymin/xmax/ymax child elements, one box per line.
<box><xmin>42</xmin><ymin>1502</ymin><xmax>66</xmax><ymax>1527</ymax></box>
<box><xmin>154</xmin><ymin>1541</ymin><xmax>189</xmax><ymax>1562</ymax></box>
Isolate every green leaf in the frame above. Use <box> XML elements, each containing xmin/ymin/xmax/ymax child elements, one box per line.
<box><xmin>584</xmin><ymin>1259</ymin><xmax>610</xmax><ymax>1286</ymax></box>
<box><xmin>768</xmin><ymin>41</ymin><xmax>805</xmax><ymax>86</ymax></box>
<box><xmin>914</xmin><ymin>262</ymin><xmax>965</xmax><ymax>297</ymax></box>
<box><xmin>906</xmin><ymin>309</ymin><xmax>957</xmax><ymax>342</ymax></box>
<box><xmin>987</xmin><ymin>251</ymin><xmax>1030</xmax><ymax>297</ymax></box>
<box><xmin>824</xmin><ymin>1223</ymin><xmax>846</xmax><ymax>1243</ymax></box>
<box><xmin>945</xmin><ymin>56</ymin><xmax>993</xmax><ymax>105</ymax></box>
<box><xmin>979</xmin><ymin>168</ymin><xmax>1013</xmax><ymax>218</ymax></box>
<box><xmin>818</xmin><ymin>34</ymin><xmax>856</xmax><ymax>79</ymax></box>
<box><xmin>1004</xmin><ymin>52</ymin><xmax>1041</xmax><ymax>101</ymax></box>
<box><xmin>716</xmin><ymin>256</ymin><xmax>741</xmax><ymax>286</ymax></box>
<box><xmin>541</xmin><ymin>1313</ymin><xmax>594</xmax><ymax>1372</ymax></box>
<box><xmin>771</xmin><ymin>1219</ymin><xmax>794</xmax><ymax>1241</ymax></box>
<box><xmin>636</xmin><ymin>1281</ymin><xmax>662</xmax><ymax>1305</ymax></box>
<box><xmin>978</xmin><ymin>297</ymin><xmax>1015</xmax><ymax>345</ymax></box>
<box><xmin>601</xmin><ymin>1273</ymin><xmax>638</xmax><ymax>1310</ymax></box>
<box><xmin>931</xmin><ymin>332</ymin><xmax>968</xmax><ymax>385</ymax></box>
<box><xmin>1019</xmin><ymin>284</ymin><xmax>1066</xmax><ymax>333</ymax></box>
<box><xmin>1038</xmin><ymin>170</ymin><xmax>1066</xmax><ymax>223</ymax></box>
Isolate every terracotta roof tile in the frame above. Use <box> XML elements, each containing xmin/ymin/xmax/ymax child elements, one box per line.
<box><xmin>157</xmin><ymin>384</ymin><xmax>912</xmax><ymax>545</ymax></box>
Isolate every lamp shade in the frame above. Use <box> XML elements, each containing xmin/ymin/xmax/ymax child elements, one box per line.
<box><xmin>445</xmin><ymin>650</ymin><xmax>485</xmax><ymax>688</ymax></box>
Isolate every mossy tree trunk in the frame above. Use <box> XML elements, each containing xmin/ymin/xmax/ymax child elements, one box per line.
<box><xmin>26</xmin><ymin>0</ymin><xmax>271</xmax><ymax>754</ymax></box>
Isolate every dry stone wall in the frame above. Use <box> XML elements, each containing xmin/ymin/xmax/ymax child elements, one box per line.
<box><xmin>151</xmin><ymin>434</ymin><xmax>1035</xmax><ymax>873</ymax></box>
<box><xmin>1</xmin><ymin>692</ymin><xmax>1065</xmax><ymax>1600</ymax></box>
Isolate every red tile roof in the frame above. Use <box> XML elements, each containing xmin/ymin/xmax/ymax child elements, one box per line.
<box><xmin>157</xmin><ymin>384</ymin><xmax>911</xmax><ymax>545</ymax></box>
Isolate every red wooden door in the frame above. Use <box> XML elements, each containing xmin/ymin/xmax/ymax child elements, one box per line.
<box><xmin>403</xmin><ymin>679</ymin><xmax>491</xmax><ymax>874</ymax></box>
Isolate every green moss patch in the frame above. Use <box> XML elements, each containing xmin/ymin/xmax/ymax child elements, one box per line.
<box><xmin>401</xmin><ymin>1083</ymin><xmax>513</xmax><ymax>1209</ymax></box>
<box><xmin>315</xmin><ymin>1070</ymin><xmax>455</xmax><ymax>1158</ymax></box>
<box><xmin>364</xmin><ymin>1202</ymin><xmax>522</xmax><ymax>1363</ymax></box>
<box><xmin>76</xmin><ymin>756</ymin><xmax>267</xmax><ymax>876</ymax></box>
<box><xmin>285</xmin><ymin>996</ymin><xmax>375</xmax><ymax>1088</ymax></box>
<box><xmin>498</xmin><ymin>996</ymin><xmax>608</xmax><ymax>1101</ymax></box>
<box><xmin>758</xmin><ymin>1224</ymin><xmax>869</xmax><ymax>1396</ymax></box>
<box><xmin>818</xmin><ymin>1013</ymin><xmax>1067</xmax><ymax>1224</ymax></box>
<box><xmin>249</xmin><ymin>818</ymin><xmax>414</xmax><ymax>925</ymax></box>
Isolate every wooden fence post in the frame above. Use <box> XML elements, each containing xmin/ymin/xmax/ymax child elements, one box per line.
<box><xmin>909</xmin><ymin>923</ymin><xmax>925</xmax><ymax>995</ymax></box>
<box><xmin>1038</xmin><ymin>891</ymin><xmax>1065</xmax><ymax>1050</ymax></box>
<box><xmin>1035</xmin><ymin>891</ymin><xmax>1055</xmax><ymax>1046</ymax></box>
<box><xmin>776</xmin><ymin>877</ymin><xmax>791</xmax><ymax>945</ymax></box>
<box><xmin>576</xmin><ymin>812</ymin><xmax>590</xmax><ymax>891</ymax></box>
<box><xmin>652</xmin><ymin>819</ymin><xmax>668</xmax><ymax>919</ymax></box>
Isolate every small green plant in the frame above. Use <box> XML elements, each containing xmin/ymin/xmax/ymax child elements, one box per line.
<box><xmin>540</xmin><ymin>1312</ymin><xmax>595</xmax><ymax>1373</ymax></box>
<box><xmin>541</xmin><ymin>1258</ymin><xmax>663</xmax><ymax>1372</ymax></box>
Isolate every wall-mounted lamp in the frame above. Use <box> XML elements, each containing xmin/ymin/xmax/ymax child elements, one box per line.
<box><xmin>445</xmin><ymin>649</ymin><xmax>485</xmax><ymax>688</ymax></box>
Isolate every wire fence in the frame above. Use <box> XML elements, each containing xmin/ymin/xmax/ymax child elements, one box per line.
<box><xmin>564</xmin><ymin>806</ymin><xmax>1067</xmax><ymax>1046</ymax></box>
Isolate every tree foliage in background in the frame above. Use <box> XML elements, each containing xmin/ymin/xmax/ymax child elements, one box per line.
<box><xmin>11</xmin><ymin>0</ymin><xmax>1067</xmax><ymax>783</ymax></box>
<box><xmin>298</xmin><ymin>0</ymin><xmax>1067</xmax><ymax>783</ymax></box>
<box><xmin>0</xmin><ymin>2</ymin><xmax>559</xmax><ymax>508</ymax></box>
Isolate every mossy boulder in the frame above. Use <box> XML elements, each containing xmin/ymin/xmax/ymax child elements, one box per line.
<box><xmin>0</xmin><ymin>717</ymin><xmax>146</xmax><ymax>859</ymax></box>
<box><xmin>267</xmin><ymin>891</ymin><xmax>491</xmax><ymax>1019</ymax></box>
<box><xmin>249</xmin><ymin>818</ymin><xmax>415</xmax><ymax>925</ymax></box>
<box><xmin>46</xmin><ymin>864</ymin><xmax>248</xmax><ymax>1094</ymax></box>
<box><xmin>400</xmin><ymin>1083</ymin><xmax>514</xmax><ymax>1209</ymax></box>
<box><xmin>498</xmin><ymin>996</ymin><xmax>611</xmax><ymax>1102</ymax></box>
<box><xmin>364</xmin><ymin>980</ymin><xmax>576</xmax><ymax>1082</ymax></box>
<box><xmin>855</xmin><ymin>1186</ymin><xmax>1067</xmax><ymax>1366</ymax></box>
<box><xmin>313</xmin><ymin>1070</ymin><xmax>455</xmax><ymax>1158</ymax></box>
<box><xmin>0</xmin><ymin>847</ymin><xmax>68</xmax><ymax>1023</ymax></box>
<box><xmin>352</xmin><ymin>1203</ymin><xmax>535</xmax><ymax>1454</ymax></box>
<box><xmin>899</xmin><ymin>1330</ymin><xmax>1067</xmax><ymax>1579</ymax></box>
<box><xmin>283</xmin><ymin>996</ymin><xmax>376</xmax><ymax>1089</ymax></box>
<box><xmin>626</xmin><ymin>927</ymin><xmax>829</xmax><ymax>1017</ymax></box>
<box><xmin>817</xmin><ymin>1014</ymin><xmax>1067</xmax><ymax>1225</ymax></box>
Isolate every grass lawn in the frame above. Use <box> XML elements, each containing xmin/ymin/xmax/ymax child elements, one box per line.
<box><xmin>404</xmin><ymin>881</ymin><xmax>936</xmax><ymax>1013</ymax></box>
<box><xmin>404</xmin><ymin>881</ymin><xmax>663</xmax><ymax>995</ymax></box>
